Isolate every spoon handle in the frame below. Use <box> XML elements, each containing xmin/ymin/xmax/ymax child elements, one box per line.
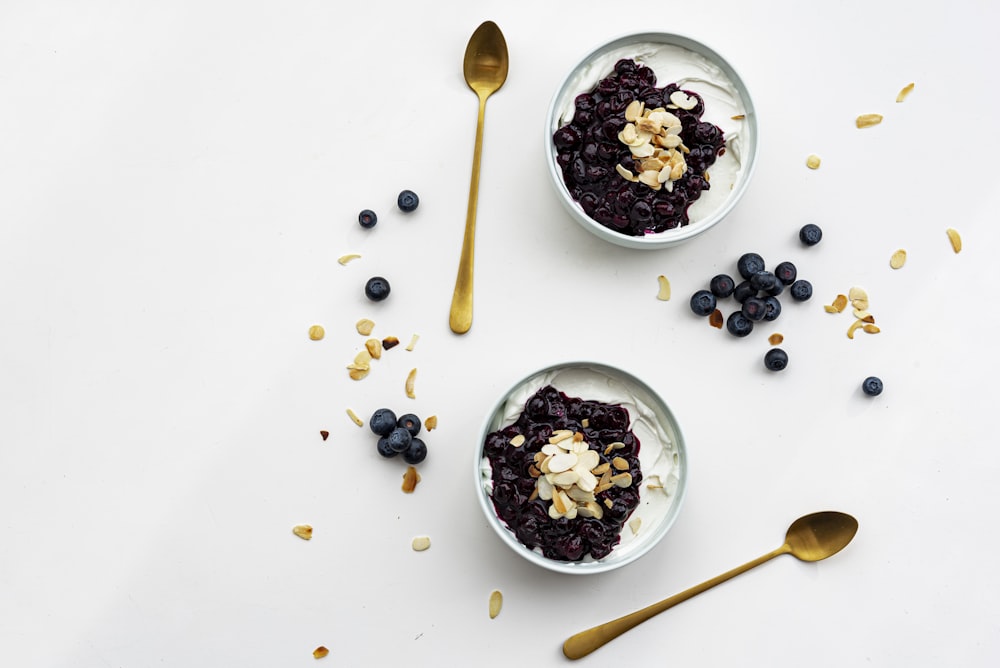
<box><xmin>449</xmin><ymin>92</ymin><xmax>489</xmax><ymax>334</ymax></box>
<box><xmin>562</xmin><ymin>544</ymin><xmax>791</xmax><ymax>660</ymax></box>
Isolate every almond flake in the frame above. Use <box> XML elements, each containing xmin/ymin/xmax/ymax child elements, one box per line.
<box><xmin>855</xmin><ymin>113</ymin><xmax>883</xmax><ymax>128</ymax></box>
<box><xmin>624</xmin><ymin>100</ymin><xmax>644</xmax><ymax>122</ymax></box>
<box><xmin>355</xmin><ymin>318</ymin><xmax>375</xmax><ymax>335</ymax></box>
<box><xmin>709</xmin><ymin>308</ymin><xmax>723</xmax><ymax>329</ymax></box>
<box><xmin>611</xmin><ymin>456</ymin><xmax>630</xmax><ymax>471</ymax></box>
<box><xmin>731</xmin><ymin>114</ymin><xmax>746</xmax><ymax>120</ymax></box>
<box><xmin>629</xmin><ymin>517</ymin><xmax>642</xmax><ymax>535</ymax></box>
<box><xmin>405</xmin><ymin>334</ymin><xmax>420</xmax><ymax>351</ymax></box>
<box><xmin>489</xmin><ymin>590</ymin><xmax>503</xmax><ymax>619</ymax></box>
<box><xmin>611</xmin><ymin>472</ymin><xmax>633</xmax><ymax>488</ymax></box>
<box><xmin>405</xmin><ymin>368</ymin><xmax>417</xmax><ymax>399</ymax></box>
<box><xmin>319</xmin><ymin>430</ymin><xmax>329</xmax><ymax>441</ymax></box>
<box><xmin>768</xmin><ymin>333</ymin><xmax>784</xmax><ymax>345</ymax></box>
<box><xmin>308</xmin><ymin>325</ymin><xmax>325</xmax><ymax>341</ymax></box>
<box><xmin>425</xmin><ymin>415</ymin><xmax>438</xmax><ymax>431</ymax></box>
<box><xmin>401</xmin><ymin>465</ymin><xmax>420</xmax><ymax>493</ymax></box>
<box><xmin>896</xmin><ymin>82</ymin><xmax>915</xmax><ymax>103</ymax></box>
<box><xmin>889</xmin><ymin>249</ymin><xmax>907</xmax><ymax>269</ymax></box>
<box><xmin>946</xmin><ymin>228</ymin><xmax>962</xmax><ymax>253</ymax></box>
<box><xmin>549</xmin><ymin>430</ymin><xmax>575</xmax><ymax>444</ymax></box>
<box><xmin>313</xmin><ymin>646</ymin><xmax>330</xmax><ymax>659</ymax></box>
<box><xmin>382</xmin><ymin>336</ymin><xmax>400</xmax><ymax>350</ymax></box>
<box><xmin>615</xmin><ymin>163</ymin><xmax>638</xmax><ymax>182</ymax></box>
<box><xmin>411</xmin><ymin>536</ymin><xmax>431</xmax><ymax>552</ymax></box>
<box><xmin>509</xmin><ymin>434</ymin><xmax>526</xmax><ymax>448</ymax></box>
<box><xmin>365</xmin><ymin>338</ymin><xmax>383</xmax><ymax>359</ymax></box>
<box><xmin>292</xmin><ymin>524</ymin><xmax>313</xmax><ymax>540</ymax></box>
<box><xmin>656</xmin><ymin>275</ymin><xmax>671</xmax><ymax>301</ymax></box>
<box><xmin>346</xmin><ymin>408</ymin><xmax>363</xmax><ymax>426</ymax></box>
<box><xmin>669</xmin><ymin>90</ymin><xmax>697</xmax><ymax>110</ymax></box>
<box><xmin>847</xmin><ymin>319</ymin><xmax>865</xmax><ymax>339</ymax></box>
<box><xmin>827</xmin><ymin>294</ymin><xmax>848</xmax><ymax>313</ymax></box>
<box><xmin>337</xmin><ymin>254</ymin><xmax>361</xmax><ymax>265</ymax></box>
<box><xmin>348</xmin><ymin>368</ymin><xmax>369</xmax><ymax>381</ymax></box>
<box><xmin>848</xmin><ymin>287</ymin><xmax>868</xmax><ymax>303</ymax></box>
<box><xmin>806</xmin><ymin>154</ymin><xmax>822</xmax><ymax>170</ymax></box>
<box><xmin>863</xmin><ymin>324</ymin><xmax>881</xmax><ymax>334</ymax></box>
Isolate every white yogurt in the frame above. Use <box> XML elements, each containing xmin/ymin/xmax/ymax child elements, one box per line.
<box><xmin>480</xmin><ymin>365</ymin><xmax>682</xmax><ymax>560</ymax></box>
<box><xmin>553</xmin><ymin>41</ymin><xmax>748</xmax><ymax>227</ymax></box>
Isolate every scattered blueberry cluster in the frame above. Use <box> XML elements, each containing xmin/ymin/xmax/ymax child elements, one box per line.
<box><xmin>369</xmin><ymin>408</ymin><xmax>428</xmax><ymax>465</ymax></box>
<box><xmin>355</xmin><ymin>190</ymin><xmax>419</xmax><ymax>302</ymax></box>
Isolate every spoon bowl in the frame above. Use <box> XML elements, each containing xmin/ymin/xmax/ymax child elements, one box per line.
<box><xmin>562</xmin><ymin>511</ymin><xmax>858</xmax><ymax>659</ymax></box>
<box><xmin>450</xmin><ymin>21</ymin><xmax>508</xmax><ymax>334</ymax></box>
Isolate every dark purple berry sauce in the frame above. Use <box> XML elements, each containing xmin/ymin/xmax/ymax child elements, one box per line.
<box><xmin>483</xmin><ymin>385</ymin><xmax>642</xmax><ymax>562</ymax></box>
<box><xmin>552</xmin><ymin>58</ymin><xmax>726</xmax><ymax>237</ymax></box>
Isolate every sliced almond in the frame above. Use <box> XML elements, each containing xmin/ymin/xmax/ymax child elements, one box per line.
<box><xmin>848</xmin><ymin>286</ymin><xmax>868</xmax><ymax>303</ymax></box>
<box><xmin>863</xmin><ymin>324</ymin><xmax>881</xmax><ymax>334</ymax></box>
<box><xmin>405</xmin><ymin>368</ymin><xmax>417</xmax><ymax>399</ymax></box>
<box><xmin>346</xmin><ymin>408</ymin><xmax>363</xmax><ymax>426</ymax></box>
<box><xmin>365</xmin><ymin>338</ymin><xmax>383</xmax><ymax>359</ymax></box>
<box><xmin>611</xmin><ymin>472</ymin><xmax>633</xmax><ymax>488</ymax></box>
<box><xmin>656</xmin><ymin>275</ymin><xmax>671</xmax><ymax>301</ymax></box>
<box><xmin>319</xmin><ymin>430</ymin><xmax>329</xmax><ymax>441</ymax></box>
<box><xmin>425</xmin><ymin>415</ymin><xmax>438</xmax><ymax>431</ymax></box>
<box><xmin>669</xmin><ymin>90</ymin><xmax>697</xmax><ymax>110</ymax></box>
<box><xmin>847</xmin><ymin>319</ymin><xmax>865</xmax><ymax>339</ymax></box>
<box><xmin>292</xmin><ymin>524</ymin><xmax>313</xmax><ymax>540</ymax></box>
<box><xmin>889</xmin><ymin>249</ymin><xmax>907</xmax><ymax>269</ymax></box>
<box><xmin>805</xmin><ymin>154</ymin><xmax>821</xmax><ymax>170</ymax></box>
<box><xmin>308</xmin><ymin>325</ymin><xmax>325</xmax><ymax>341</ymax></box>
<box><xmin>401</xmin><ymin>465</ymin><xmax>420</xmax><ymax>493</ymax></box>
<box><xmin>855</xmin><ymin>113</ymin><xmax>883</xmax><ymax>128</ymax></box>
<box><xmin>549</xmin><ymin>430</ymin><xmax>575</xmax><ymax>445</ymax></box>
<box><xmin>611</xmin><ymin>456</ymin><xmax>630</xmax><ymax>471</ymax></box>
<box><xmin>709</xmin><ymin>308</ymin><xmax>724</xmax><ymax>329</ymax></box>
<box><xmin>509</xmin><ymin>434</ymin><xmax>526</xmax><ymax>448</ymax></box>
<box><xmin>946</xmin><ymin>228</ymin><xmax>962</xmax><ymax>253</ymax></box>
<box><xmin>591</xmin><ymin>462</ymin><xmax>611</xmax><ymax>476</ymax></box>
<box><xmin>768</xmin><ymin>333</ymin><xmax>784</xmax><ymax>345</ymax></box>
<box><xmin>353</xmin><ymin>349</ymin><xmax>372</xmax><ymax>368</ymax></box>
<box><xmin>355</xmin><ymin>318</ymin><xmax>375</xmax><ymax>335</ymax></box>
<box><xmin>629</xmin><ymin>517</ymin><xmax>642</xmax><ymax>535</ymax></box>
<box><xmin>896</xmin><ymin>82</ymin><xmax>915</xmax><ymax>103</ymax></box>
<box><xmin>731</xmin><ymin>114</ymin><xmax>746</xmax><ymax>120</ymax></box>
<box><xmin>615</xmin><ymin>163</ymin><xmax>638</xmax><ymax>182</ymax></box>
<box><xmin>624</xmin><ymin>99</ymin><xmax>644</xmax><ymax>122</ymax></box>
<box><xmin>411</xmin><ymin>536</ymin><xmax>431</xmax><ymax>552</ymax></box>
<box><xmin>313</xmin><ymin>646</ymin><xmax>330</xmax><ymax>659</ymax></box>
<box><xmin>489</xmin><ymin>590</ymin><xmax>503</xmax><ymax>619</ymax></box>
<box><xmin>337</xmin><ymin>254</ymin><xmax>361</xmax><ymax>265</ymax></box>
<box><xmin>348</xmin><ymin>368</ymin><xmax>369</xmax><ymax>381</ymax></box>
<box><xmin>405</xmin><ymin>334</ymin><xmax>420</xmax><ymax>351</ymax></box>
<box><xmin>382</xmin><ymin>336</ymin><xmax>400</xmax><ymax>350</ymax></box>
<box><xmin>547</xmin><ymin>452</ymin><xmax>578</xmax><ymax>474</ymax></box>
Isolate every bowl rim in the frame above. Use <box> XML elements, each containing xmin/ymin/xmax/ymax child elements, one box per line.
<box><xmin>544</xmin><ymin>30</ymin><xmax>759</xmax><ymax>250</ymax></box>
<box><xmin>474</xmin><ymin>360</ymin><xmax>688</xmax><ymax>574</ymax></box>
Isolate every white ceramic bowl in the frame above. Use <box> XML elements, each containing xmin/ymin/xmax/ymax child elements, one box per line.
<box><xmin>475</xmin><ymin>361</ymin><xmax>687</xmax><ymax>574</ymax></box>
<box><xmin>545</xmin><ymin>32</ymin><xmax>758</xmax><ymax>249</ymax></box>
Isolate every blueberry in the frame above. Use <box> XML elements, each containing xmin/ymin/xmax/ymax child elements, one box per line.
<box><xmin>799</xmin><ymin>223</ymin><xmax>823</xmax><ymax>246</ymax></box>
<box><xmin>737</xmin><ymin>252</ymin><xmax>766</xmax><ymax>280</ymax></box>
<box><xmin>689</xmin><ymin>289</ymin><xmax>717</xmax><ymax>316</ymax></box>
<box><xmin>358</xmin><ymin>209</ymin><xmax>377</xmax><ymax>229</ymax></box>
<box><xmin>774</xmin><ymin>261</ymin><xmax>797</xmax><ymax>285</ymax></box>
<box><xmin>765</xmin><ymin>280</ymin><xmax>784</xmax><ymax>297</ymax></box>
<box><xmin>709</xmin><ymin>274</ymin><xmax>736</xmax><ymax>299</ymax></box>
<box><xmin>733</xmin><ymin>280</ymin><xmax>758</xmax><ymax>303</ymax></box>
<box><xmin>764</xmin><ymin>348</ymin><xmax>789</xmax><ymax>371</ymax></box>
<box><xmin>397</xmin><ymin>189</ymin><xmax>419</xmax><ymax>212</ymax></box>
<box><xmin>763</xmin><ymin>296</ymin><xmax>782</xmax><ymax>321</ymax></box>
<box><xmin>741</xmin><ymin>297</ymin><xmax>768</xmax><ymax>321</ymax></box>
<box><xmin>376</xmin><ymin>436</ymin><xmax>398</xmax><ymax>458</ymax></box>
<box><xmin>862</xmin><ymin>376</ymin><xmax>883</xmax><ymax>396</ymax></box>
<box><xmin>789</xmin><ymin>279</ymin><xmax>813</xmax><ymax>301</ymax></box>
<box><xmin>726</xmin><ymin>311</ymin><xmax>754</xmax><ymax>337</ymax></box>
<box><xmin>750</xmin><ymin>271</ymin><xmax>777</xmax><ymax>293</ymax></box>
<box><xmin>386</xmin><ymin>426</ymin><xmax>412</xmax><ymax>453</ymax></box>
<box><xmin>369</xmin><ymin>408</ymin><xmax>397</xmax><ymax>436</ymax></box>
<box><xmin>396</xmin><ymin>413</ymin><xmax>421</xmax><ymax>437</ymax></box>
<box><xmin>403</xmin><ymin>437</ymin><xmax>427</xmax><ymax>465</ymax></box>
<box><xmin>364</xmin><ymin>276</ymin><xmax>391</xmax><ymax>302</ymax></box>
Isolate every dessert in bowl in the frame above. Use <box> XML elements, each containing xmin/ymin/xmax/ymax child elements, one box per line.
<box><xmin>546</xmin><ymin>32</ymin><xmax>758</xmax><ymax>249</ymax></box>
<box><xmin>475</xmin><ymin>362</ymin><xmax>687</xmax><ymax>574</ymax></box>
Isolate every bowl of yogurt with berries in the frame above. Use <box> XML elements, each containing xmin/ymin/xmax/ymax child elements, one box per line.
<box><xmin>475</xmin><ymin>361</ymin><xmax>687</xmax><ymax>574</ymax></box>
<box><xmin>546</xmin><ymin>32</ymin><xmax>758</xmax><ymax>249</ymax></box>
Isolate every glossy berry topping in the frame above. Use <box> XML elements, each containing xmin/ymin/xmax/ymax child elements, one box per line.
<box><xmin>774</xmin><ymin>261</ymin><xmax>797</xmax><ymax>285</ymax></box>
<box><xmin>737</xmin><ymin>253</ymin><xmax>766</xmax><ymax>279</ymax></box>
<box><xmin>364</xmin><ymin>276</ymin><xmax>391</xmax><ymax>302</ymax></box>
<box><xmin>397</xmin><ymin>413</ymin><xmax>422</xmax><ymax>437</ymax></box>
<box><xmin>789</xmin><ymin>279</ymin><xmax>813</xmax><ymax>301</ymax></box>
<box><xmin>369</xmin><ymin>408</ymin><xmax>397</xmax><ymax>436</ymax></box>
<box><xmin>862</xmin><ymin>376</ymin><xmax>884</xmax><ymax>396</ymax></box>
<box><xmin>709</xmin><ymin>274</ymin><xmax>736</xmax><ymax>298</ymax></box>
<box><xmin>726</xmin><ymin>311</ymin><xmax>754</xmax><ymax>337</ymax></box>
<box><xmin>403</xmin><ymin>437</ymin><xmax>427</xmax><ymax>465</ymax></box>
<box><xmin>386</xmin><ymin>427</ymin><xmax>412</xmax><ymax>453</ymax></box>
<box><xmin>764</xmin><ymin>348</ymin><xmax>789</xmax><ymax>371</ymax></box>
<box><xmin>799</xmin><ymin>223</ymin><xmax>823</xmax><ymax>246</ymax></box>
<box><xmin>689</xmin><ymin>289</ymin><xmax>717</xmax><ymax>316</ymax></box>
<box><xmin>358</xmin><ymin>209</ymin><xmax>377</xmax><ymax>228</ymax></box>
<box><xmin>397</xmin><ymin>190</ymin><xmax>419</xmax><ymax>212</ymax></box>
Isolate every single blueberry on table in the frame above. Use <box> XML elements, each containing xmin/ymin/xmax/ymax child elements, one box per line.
<box><xmin>403</xmin><ymin>437</ymin><xmax>427</xmax><ymax>465</ymax></box>
<box><xmin>733</xmin><ymin>280</ymin><xmax>758</xmax><ymax>303</ymax></box>
<box><xmin>789</xmin><ymin>279</ymin><xmax>813</xmax><ymax>301</ymax></box>
<box><xmin>689</xmin><ymin>289</ymin><xmax>717</xmax><ymax>316</ymax></box>
<box><xmin>774</xmin><ymin>261</ymin><xmax>798</xmax><ymax>285</ymax></box>
<box><xmin>364</xmin><ymin>276</ymin><xmax>391</xmax><ymax>302</ymax></box>
<box><xmin>737</xmin><ymin>252</ymin><xmax>766</xmax><ymax>280</ymax></box>
<box><xmin>358</xmin><ymin>209</ymin><xmax>377</xmax><ymax>228</ymax></box>
<box><xmin>709</xmin><ymin>274</ymin><xmax>736</xmax><ymax>299</ymax></box>
<box><xmin>726</xmin><ymin>311</ymin><xmax>754</xmax><ymax>337</ymax></box>
<box><xmin>862</xmin><ymin>376</ymin><xmax>884</xmax><ymax>396</ymax></box>
<box><xmin>741</xmin><ymin>297</ymin><xmax>768</xmax><ymax>321</ymax></box>
<box><xmin>799</xmin><ymin>223</ymin><xmax>823</xmax><ymax>246</ymax></box>
<box><xmin>397</xmin><ymin>413</ymin><xmax>422</xmax><ymax>437</ymax></box>
<box><xmin>386</xmin><ymin>426</ymin><xmax>412</xmax><ymax>453</ymax></box>
<box><xmin>764</xmin><ymin>348</ymin><xmax>789</xmax><ymax>371</ymax></box>
<box><xmin>397</xmin><ymin>189</ymin><xmax>420</xmax><ymax>212</ymax></box>
<box><xmin>376</xmin><ymin>436</ymin><xmax>398</xmax><ymax>458</ymax></box>
<box><xmin>369</xmin><ymin>407</ymin><xmax>397</xmax><ymax>436</ymax></box>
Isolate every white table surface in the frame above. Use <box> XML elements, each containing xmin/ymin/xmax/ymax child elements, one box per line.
<box><xmin>2</xmin><ymin>1</ymin><xmax>999</xmax><ymax>666</ymax></box>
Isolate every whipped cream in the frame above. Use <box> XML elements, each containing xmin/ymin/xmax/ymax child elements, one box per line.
<box><xmin>554</xmin><ymin>41</ymin><xmax>748</xmax><ymax>227</ymax></box>
<box><xmin>480</xmin><ymin>365</ymin><xmax>683</xmax><ymax>561</ymax></box>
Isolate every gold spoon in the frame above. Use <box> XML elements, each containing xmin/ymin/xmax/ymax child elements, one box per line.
<box><xmin>449</xmin><ymin>20</ymin><xmax>508</xmax><ymax>335</ymax></box>
<box><xmin>563</xmin><ymin>511</ymin><xmax>859</xmax><ymax>660</ymax></box>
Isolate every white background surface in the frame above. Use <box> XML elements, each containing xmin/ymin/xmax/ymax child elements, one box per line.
<box><xmin>2</xmin><ymin>1</ymin><xmax>998</xmax><ymax>666</ymax></box>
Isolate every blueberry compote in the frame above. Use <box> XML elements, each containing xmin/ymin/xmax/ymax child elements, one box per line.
<box><xmin>552</xmin><ymin>58</ymin><xmax>726</xmax><ymax>236</ymax></box>
<box><xmin>483</xmin><ymin>385</ymin><xmax>642</xmax><ymax>562</ymax></box>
